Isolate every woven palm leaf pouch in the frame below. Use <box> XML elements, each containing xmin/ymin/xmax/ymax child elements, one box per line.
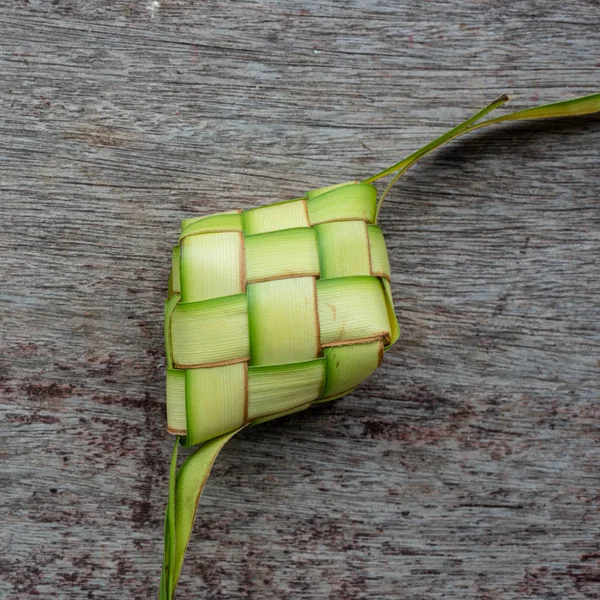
<box><xmin>159</xmin><ymin>93</ymin><xmax>600</xmax><ymax>599</ymax></box>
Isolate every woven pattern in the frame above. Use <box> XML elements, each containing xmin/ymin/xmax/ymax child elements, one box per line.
<box><xmin>165</xmin><ymin>181</ymin><xmax>399</xmax><ymax>446</ymax></box>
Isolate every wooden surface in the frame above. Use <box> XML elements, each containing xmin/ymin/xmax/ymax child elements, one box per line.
<box><xmin>1</xmin><ymin>1</ymin><xmax>599</xmax><ymax>598</ymax></box>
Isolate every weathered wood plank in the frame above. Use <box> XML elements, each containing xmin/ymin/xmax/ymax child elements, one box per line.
<box><xmin>1</xmin><ymin>1</ymin><xmax>599</xmax><ymax>598</ymax></box>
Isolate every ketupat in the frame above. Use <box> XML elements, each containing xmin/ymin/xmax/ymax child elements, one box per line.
<box><xmin>160</xmin><ymin>93</ymin><xmax>600</xmax><ymax>599</ymax></box>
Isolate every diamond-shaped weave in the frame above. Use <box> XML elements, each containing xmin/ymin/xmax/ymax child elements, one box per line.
<box><xmin>165</xmin><ymin>181</ymin><xmax>399</xmax><ymax>446</ymax></box>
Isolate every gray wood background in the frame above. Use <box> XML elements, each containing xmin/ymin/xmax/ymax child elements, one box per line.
<box><xmin>1</xmin><ymin>1</ymin><xmax>599</xmax><ymax>598</ymax></box>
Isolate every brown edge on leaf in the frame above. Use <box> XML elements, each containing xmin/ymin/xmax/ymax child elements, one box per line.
<box><xmin>246</xmin><ymin>270</ymin><xmax>320</xmax><ymax>285</ymax></box>
<box><xmin>321</xmin><ymin>332</ymin><xmax>390</xmax><ymax>348</ymax></box>
<box><xmin>377</xmin><ymin>338</ymin><xmax>385</xmax><ymax>367</ymax></box>
<box><xmin>371</xmin><ymin>271</ymin><xmax>391</xmax><ymax>282</ymax></box>
<box><xmin>301</xmin><ymin>198</ymin><xmax>311</xmax><ymax>227</ymax></box>
<box><xmin>174</xmin><ymin>356</ymin><xmax>250</xmax><ymax>370</ymax></box>
<box><xmin>310</xmin><ymin>216</ymin><xmax>371</xmax><ymax>226</ymax></box>
<box><xmin>242</xmin><ymin>360</ymin><xmax>249</xmax><ymax>425</ymax></box>
<box><xmin>167</xmin><ymin>427</ymin><xmax>187</xmax><ymax>435</ymax></box>
<box><xmin>312</xmin><ymin>276</ymin><xmax>322</xmax><ymax>359</ymax></box>
<box><xmin>364</xmin><ymin>220</ymin><xmax>374</xmax><ymax>276</ymax></box>
<box><xmin>179</xmin><ymin>227</ymin><xmax>243</xmax><ymax>242</ymax></box>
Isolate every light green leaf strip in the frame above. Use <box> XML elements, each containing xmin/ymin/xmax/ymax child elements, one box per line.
<box><xmin>307</xmin><ymin>182</ymin><xmax>377</xmax><ymax>225</ymax></box>
<box><xmin>184</xmin><ymin>363</ymin><xmax>247</xmax><ymax>447</ymax></box>
<box><xmin>485</xmin><ymin>93</ymin><xmax>600</xmax><ymax>122</ymax></box>
<box><xmin>367</xmin><ymin>226</ymin><xmax>391</xmax><ymax>280</ymax></box>
<box><xmin>179</xmin><ymin>212</ymin><xmax>243</xmax><ymax>240</ymax></box>
<box><xmin>169</xmin><ymin>427</ymin><xmax>244</xmax><ymax>599</ymax></box>
<box><xmin>247</xmin><ymin>358</ymin><xmax>325</xmax><ymax>419</ymax></box>
<box><xmin>244</xmin><ymin>227</ymin><xmax>320</xmax><ymax>283</ymax></box>
<box><xmin>305</xmin><ymin>180</ymin><xmax>359</xmax><ymax>199</ymax></box>
<box><xmin>181</xmin><ymin>209</ymin><xmax>242</xmax><ymax>232</ymax></box>
<box><xmin>243</xmin><ymin>198</ymin><xmax>310</xmax><ymax>235</ymax></box>
<box><xmin>170</xmin><ymin>294</ymin><xmax>249</xmax><ymax>368</ymax></box>
<box><xmin>167</xmin><ymin>437</ymin><xmax>178</xmax><ymax>597</ymax></box>
<box><xmin>164</xmin><ymin>294</ymin><xmax>180</xmax><ymax>370</ymax></box>
<box><xmin>316</xmin><ymin>276</ymin><xmax>391</xmax><ymax>345</ymax></box>
<box><xmin>321</xmin><ymin>340</ymin><xmax>383</xmax><ymax>399</ymax></box>
<box><xmin>170</xmin><ymin>246</ymin><xmax>180</xmax><ymax>298</ymax></box>
<box><xmin>314</xmin><ymin>220</ymin><xmax>371</xmax><ymax>280</ymax></box>
<box><xmin>166</xmin><ymin>369</ymin><xmax>186</xmax><ymax>435</ymax></box>
<box><xmin>159</xmin><ymin>435</ymin><xmax>179</xmax><ymax>600</ymax></box>
<box><xmin>381</xmin><ymin>278</ymin><xmax>400</xmax><ymax>350</ymax></box>
<box><xmin>246</xmin><ymin>277</ymin><xmax>319</xmax><ymax>366</ymax></box>
<box><xmin>179</xmin><ymin>231</ymin><xmax>244</xmax><ymax>303</ymax></box>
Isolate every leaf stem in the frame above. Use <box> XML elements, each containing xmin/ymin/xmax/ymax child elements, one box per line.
<box><xmin>365</xmin><ymin>92</ymin><xmax>600</xmax><ymax>222</ymax></box>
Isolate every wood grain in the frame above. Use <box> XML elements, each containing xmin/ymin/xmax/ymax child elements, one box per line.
<box><xmin>1</xmin><ymin>1</ymin><xmax>599</xmax><ymax>598</ymax></box>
